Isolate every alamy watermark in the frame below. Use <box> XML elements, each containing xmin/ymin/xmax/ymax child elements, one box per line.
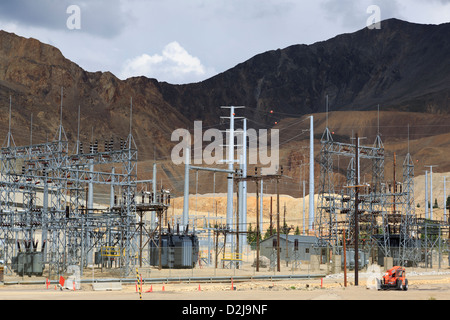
<box><xmin>366</xmin><ymin>5</ymin><xmax>381</xmax><ymax>29</ymax></box>
<box><xmin>171</xmin><ymin>121</ymin><xmax>280</xmax><ymax>175</ymax></box>
<box><xmin>66</xmin><ymin>5</ymin><xmax>81</xmax><ymax>30</ymax></box>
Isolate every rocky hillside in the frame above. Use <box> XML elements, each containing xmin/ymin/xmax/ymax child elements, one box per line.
<box><xmin>0</xmin><ymin>19</ymin><xmax>449</xmax><ymax>199</ymax></box>
<box><xmin>159</xmin><ymin>19</ymin><xmax>450</xmax><ymax>126</ymax></box>
<box><xmin>0</xmin><ymin>30</ymin><xmax>189</xmax><ymax>159</ymax></box>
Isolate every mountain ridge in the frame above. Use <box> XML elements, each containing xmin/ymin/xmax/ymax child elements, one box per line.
<box><xmin>158</xmin><ymin>18</ymin><xmax>450</xmax><ymax>126</ymax></box>
<box><xmin>0</xmin><ymin>19</ymin><xmax>449</xmax><ymax>197</ymax></box>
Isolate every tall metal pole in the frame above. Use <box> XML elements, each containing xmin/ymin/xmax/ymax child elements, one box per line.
<box><xmin>430</xmin><ymin>166</ymin><xmax>433</xmax><ymax>220</ymax></box>
<box><xmin>182</xmin><ymin>147</ymin><xmax>190</xmax><ymax>228</ymax></box>
<box><xmin>110</xmin><ymin>167</ymin><xmax>115</xmax><ymax>209</ymax></box>
<box><xmin>309</xmin><ymin>115</ymin><xmax>314</xmax><ymax>231</ymax></box>
<box><xmin>242</xmin><ymin>118</ymin><xmax>248</xmax><ymax>248</ymax></box>
<box><xmin>303</xmin><ymin>179</ymin><xmax>306</xmax><ymax>235</ymax></box>
<box><xmin>152</xmin><ymin>162</ymin><xmax>157</xmax><ymax>229</ymax></box>
<box><xmin>425</xmin><ymin>165</ymin><xmax>437</xmax><ymax>220</ymax></box>
<box><xmin>227</xmin><ymin>107</ymin><xmax>235</xmax><ymax>246</ymax></box>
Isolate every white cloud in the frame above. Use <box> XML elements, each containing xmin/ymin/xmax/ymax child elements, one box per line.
<box><xmin>120</xmin><ymin>41</ymin><xmax>213</xmax><ymax>84</ymax></box>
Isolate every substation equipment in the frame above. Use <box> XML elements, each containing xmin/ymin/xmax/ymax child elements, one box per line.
<box><xmin>315</xmin><ymin>125</ymin><xmax>449</xmax><ymax>268</ymax></box>
<box><xmin>0</xmin><ymin>97</ymin><xmax>199</xmax><ymax>278</ymax></box>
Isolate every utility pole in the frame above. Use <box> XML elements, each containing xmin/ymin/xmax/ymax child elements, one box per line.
<box><xmin>276</xmin><ymin>176</ymin><xmax>281</xmax><ymax>272</ymax></box>
<box><xmin>270</xmin><ymin>196</ymin><xmax>273</xmax><ymax>236</ymax></box>
<box><xmin>309</xmin><ymin>115</ymin><xmax>314</xmax><ymax>231</ymax></box>
<box><xmin>255</xmin><ymin>176</ymin><xmax>260</xmax><ymax>272</ymax></box>
<box><xmin>425</xmin><ymin>170</ymin><xmax>428</xmax><ymax>219</ymax></box>
<box><xmin>444</xmin><ymin>177</ymin><xmax>447</xmax><ymax>222</ymax></box>
<box><xmin>343</xmin><ymin>228</ymin><xmax>347</xmax><ymax>287</ymax></box>
<box><xmin>344</xmin><ymin>133</ymin><xmax>366</xmax><ymax>286</ymax></box>
<box><xmin>354</xmin><ymin>133</ymin><xmax>360</xmax><ymax>286</ymax></box>
<box><xmin>425</xmin><ymin>165</ymin><xmax>437</xmax><ymax>220</ymax></box>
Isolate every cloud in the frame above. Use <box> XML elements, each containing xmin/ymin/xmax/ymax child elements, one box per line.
<box><xmin>210</xmin><ymin>0</ymin><xmax>295</xmax><ymax>20</ymax></box>
<box><xmin>120</xmin><ymin>41</ymin><xmax>214</xmax><ymax>84</ymax></box>
<box><xmin>320</xmin><ymin>0</ymin><xmax>402</xmax><ymax>28</ymax></box>
<box><xmin>0</xmin><ymin>0</ymin><xmax>130</xmax><ymax>38</ymax></box>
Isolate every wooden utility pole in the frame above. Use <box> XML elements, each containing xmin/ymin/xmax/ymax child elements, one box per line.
<box><xmin>256</xmin><ymin>179</ymin><xmax>260</xmax><ymax>272</ymax></box>
<box><xmin>343</xmin><ymin>229</ymin><xmax>347</xmax><ymax>287</ymax></box>
<box><xmin>276</xmin><ymin>176</ymin><xmax>281</xmax><ymax>272</ymax></box>
<box><xmin>270</xmin><ymin>197</ymin><xmax>273</xmax><ymax>236</ymax></box>
<box><xmin>354</xmin><ymin>133</ymin><xmax>359</xmax><ymax>286</ymax></box>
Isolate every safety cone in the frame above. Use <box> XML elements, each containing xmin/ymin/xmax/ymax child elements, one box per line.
<box><xmin>162</xmin><ymin>284</ymin><xmax>165</xmax><ymax>291</ymax></box>
<box><xmin>198</xmin><ymin>284</ymin><xmax>201</xmax><ymax>291</ymax></box>
<box><xmin>145</xmin><ymin>285</ymin><xmax>153</xmax><ymax>293</ymax></box>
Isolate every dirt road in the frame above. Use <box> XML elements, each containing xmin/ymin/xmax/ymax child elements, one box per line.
<box><xmin>0</xmin><ymin>272</ymin><xmax>449</xmax><ymax>300</ymax></box>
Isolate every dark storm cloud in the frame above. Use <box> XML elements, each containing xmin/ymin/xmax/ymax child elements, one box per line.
<box><xmin>0</xmin><ymin>0</ymin><xmax>130</xmax><ymax>38</ymax></box>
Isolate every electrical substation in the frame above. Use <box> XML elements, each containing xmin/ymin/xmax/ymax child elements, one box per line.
<box><xmin>0</xmin><ymin>93</ymin><xmax>448</xmax><ymax>285</ymax></box>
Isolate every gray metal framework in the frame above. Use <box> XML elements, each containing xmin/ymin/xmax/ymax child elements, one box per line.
<box><xmin>316</xmin><ymin>127</ymin><xmax>386</xmax><ymax>251</ymax></box>
<box><xmin>0</xmin><ymin>95</ymin><xmax>150</xmax><ymax>277</ymax></box>
<box><xmin>315</xmin><ymin>125</ymin><xmax>450</xmax><ymax>267</ymax></box>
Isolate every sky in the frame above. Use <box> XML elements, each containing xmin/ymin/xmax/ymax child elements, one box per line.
<box><xmin>0</xmin><ymin>0</ymin><xmax>448</xmax><ymax>84</ymax></box>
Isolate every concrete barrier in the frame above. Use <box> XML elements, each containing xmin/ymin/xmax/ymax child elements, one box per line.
<box><xmin>92</xmin><ymin>282</ymin><xmax>122</xmax><ymax>291</ymax></box>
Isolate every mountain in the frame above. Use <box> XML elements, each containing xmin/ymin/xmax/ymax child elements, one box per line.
<box><xmin>0</xmin><ymin>30</ymin><xmax>189</xmax><ymax>158</ymax></box>
<box><xmin>0</xmin><ymin>18</ymin><xmax>449</xmax><ymax>199</ymax></box>
<box><xmin>159</xmin><ymin>18</ymin><xmax>450</xmax><ymax>125</ymax></box>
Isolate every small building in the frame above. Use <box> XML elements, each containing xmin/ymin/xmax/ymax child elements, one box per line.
<box><xmin>260</xmin><ymin>234</ymin><xmax>319</xmax><ymax>262</ymax></box>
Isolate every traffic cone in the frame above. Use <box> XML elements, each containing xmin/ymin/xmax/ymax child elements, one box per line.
<box><xmin>145</xmin><ymin>285</ymin><xmax>153</xmax><ymax>293</ymax></box>
<box><xmin>198</xmin><ymin>284</ymin><xmax>201</xmax><ymax>291</ymax></box>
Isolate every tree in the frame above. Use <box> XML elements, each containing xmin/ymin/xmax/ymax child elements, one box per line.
<box><xmin>247</xmin><ymin>223</ymin><xmax>256</xmax><ymax>245</ymax></box>
<box><xmin>433</xmin><ymin>198</ymin><xmax>439</xmax><ymax>208</ymax></box>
